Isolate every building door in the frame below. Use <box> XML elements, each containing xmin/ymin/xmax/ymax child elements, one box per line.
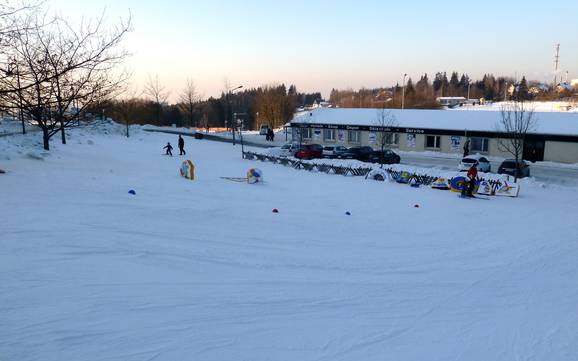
<box><xmin>523</xmin><ymin>137</ymin><xmax>545</xmax><ymax>162</ymax></box>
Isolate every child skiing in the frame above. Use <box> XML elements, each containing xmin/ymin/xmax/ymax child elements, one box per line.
<box><xmin>163</xmin><ymin>142</ymin><xmax>173</xmax><ymax>156</ymax></box>
<box><xmin>178</xmin><ymin>135</ymin><xmax>186</xmax><ymax>155</ymax></box>
<box><xmin>461</xmin><ymin>161</ymin><xmax>478</xmax><ymax>197</ymax></box>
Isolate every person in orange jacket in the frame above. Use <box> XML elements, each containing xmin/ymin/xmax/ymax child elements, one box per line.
<box><xmin>462</xmin><ymin>161</ymin><xmax>478</xmax><ymax>197</ymax></box>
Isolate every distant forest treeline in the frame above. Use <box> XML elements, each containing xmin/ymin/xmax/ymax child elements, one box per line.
<box><xmin>99</xmin><ymin>84</ymin><xmax>322</xmax><ymax>131</ymax></box>
<box><xmin>97</xmin><ymin>72</ymin><xmax>575</xmax><ymax>130</ymax></box>
<box><xmin>330</xmin><ymin>72</ymin><xmax>574</xmax><ymax>109</ymax></box>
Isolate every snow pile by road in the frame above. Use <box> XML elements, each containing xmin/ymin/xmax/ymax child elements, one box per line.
<box><xmin>1</xmin><ymin>124</ymin><xmax>578</xmax><ymax>361</ymax></box>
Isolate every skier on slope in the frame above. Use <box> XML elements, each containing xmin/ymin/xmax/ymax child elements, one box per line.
<box><xmin>178</xmin><ymin>135</ymin><xmax>186</xmax><ymax>155</ymax></box>
<box><xmin>163</xmin><ymin>142</ymin><xmax>173</xmax><ymax>156</ymax></box>
<box><xmin>462</xmin><ymin>161</ymin><xmax>478</xmax><ymax>197</ymax></box>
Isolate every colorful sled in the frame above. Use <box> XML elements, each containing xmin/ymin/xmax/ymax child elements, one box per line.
<box><xmin>431</xmin><ymin>177</ymin><xmax>450</xmax><ymax>190</ymax></box>
<box><xmin>247</xmin><ymin>168</ymin><xmax>263</xmax><ymax>184</ymax></box>
<box><xmin>450</xmin><ymin>176</ymin><xmax>479</xmax><ymax>193</ymax></box>
<box><xmin>396</xmin><ymin>171</ymin><xmax>412</xmax><ymax>184</ymax></box>
<box><xmin>366</xmin><ymin>169</ymin><xmax>390</xmax><ymax>182</ymax></box>
<box><xmin>477</xmin><ymin>180</ymin><xmax>493</xmax><ymax>196</ymax></box>
<box><xmin>221</xmin><ymin>168</ymin><xmax>264</xmax><ymax>184</ymax></box>
<box><xmin>495</xmin><ymin>181</ymin><xmax>520</xmax><ymax>197</ymax></box>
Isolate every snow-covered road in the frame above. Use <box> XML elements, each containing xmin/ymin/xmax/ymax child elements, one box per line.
<box><xmin>399</xmin><ymin>152</ymin><xmax>578</xmax><ymax>187</ymax></box>
<box><xmin>1</xmin><ymin>124</ymin><xmax>578</xmax><ymax>361</ymax></box>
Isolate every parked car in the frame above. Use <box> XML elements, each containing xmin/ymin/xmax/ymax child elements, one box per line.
<box><xmin>368</xmin><ymin>149</ymin><xmax>401</xmax><ymax>164</ymax></box>
<box><xmin>279</xmin><ymin>143</ymin><xmax>299</xmax><ymax>157</ymax></box>
<box><xmin>259</xmin><ymin>124</ymin><xmax>269</xmax><ymax>136</ymax></box>
<box><xmin>322</xmin><ymin>145</ymin><xmax>348</xmax><ymax>158</ymax></box>
<box><xmin>295</xmin><ymin>144</ymin><xmax>323</xmax><ymax>160</ymax></box>
<box><xmin>459</xmin><ymin>154</ymin><xmax>491</xmax><ymax>172</ymax></box>
<box><xmin>338</xmin><ymin>146</ymin><xmax>374</xmax><ymax>161</ymax></box>
<box><xmin>497</xmin><ymin>159</ymin><xmax>530</xmax><ymax>178</ymax></box>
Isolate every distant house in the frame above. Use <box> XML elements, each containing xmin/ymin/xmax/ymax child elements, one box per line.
<box><xmin>529</xmin><ymin>84</ymin><xmax>550</xmax><ymax>96</ymax></box>
<box><xmin>556</xmin><ymin>82</ymin><xmax>573</xmax><ymax>93</ymax></box>
<box><xmin>436</xmin><ymin>97</ymin><xmax>466</xmax><ymax>107</ymax></box>
<box><xmin>311</xmin><ymin>100</ymin><xmax>332</xmax><ymax>109</ymax></box>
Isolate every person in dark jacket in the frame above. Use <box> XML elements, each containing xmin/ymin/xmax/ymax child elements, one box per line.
<box><xmin>463</xmin><ymin>138</ymin><xmax>470</xmax><ymax>157</ymax></box>
<box><xmin>462</xmin><ymin>161</ymin><xmax>478</xmax><ymax>197</ymax></box>
<box><xmin>178</xmin><ymin>135</ymin><xmax>186</xmax><ymax>155</ymax></box>
<box><xmin>163</xmin><ymin>142</ymin><xmax>173</xmax><ymax>156</ymax></box>
<box><xmin>266</xmin><ymin>128</ymin><xmax>274</xmax><ymax>142</ymax></box>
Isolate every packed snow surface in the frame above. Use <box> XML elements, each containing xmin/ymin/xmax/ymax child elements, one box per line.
<box><xmin>1</xmin><ymin>123</ymin><xmax>578</xmax><ymax>361</ymax></box>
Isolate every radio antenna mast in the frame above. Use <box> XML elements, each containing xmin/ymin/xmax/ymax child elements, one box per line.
<box><xmin>553</xmin><ymin>43</ymin><xmax>560</xmax><ymax>85</ymax></box>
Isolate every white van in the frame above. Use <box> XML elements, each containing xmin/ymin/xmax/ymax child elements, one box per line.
<box><xmin>259</xmin><ymin>124</ymin><xmax>269</xmax><ymax>135</ymax></box>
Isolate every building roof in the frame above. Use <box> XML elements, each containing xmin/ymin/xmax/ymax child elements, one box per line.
<box><xmin>290</xmin><ymin>107</ymin><xmax>578</xmax><ymax>137</ymax></box>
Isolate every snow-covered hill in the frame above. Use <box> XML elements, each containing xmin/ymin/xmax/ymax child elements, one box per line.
<box><xmin>1</xmin><ymin>124</ymin><xmax>577</xmax><ymax>361</ymax></box>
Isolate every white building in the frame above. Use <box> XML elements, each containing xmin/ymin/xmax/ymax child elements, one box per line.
<box><xmin>289</xmin><ymin>107</ymin><xmax>578</xmax><ymax>163</ymax></box>
<box><xmin>436</xmin><ymin>97</ymin><xmax>467</xmax><ymax>107</ymax></box>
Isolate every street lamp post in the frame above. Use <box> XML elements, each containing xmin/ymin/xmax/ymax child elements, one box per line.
<box><xmin>238</xmin><ymin>113</ymin><xmax>243</xmax><ymax>156</ymax></box>
<box><xmin>401</xmin><ymin>73</ymin><xmax>408</xmax><ymax>110</ymax></box>
<box><xmin>235</xmin><ymin>112</ymin><xmax>247</xmax><ymax>158</ymax></box>
<box><xmin>227</xmin><ymin>85</ymin><xmax>243</xmax><ymax>145</ymax></box>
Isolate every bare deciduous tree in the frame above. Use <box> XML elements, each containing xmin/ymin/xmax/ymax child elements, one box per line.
<box><xmin>496</xmin><ymin>101</ymin><xmax>536</xmax><ymax>182</ymax></box>
<box><xmin>0</xmin><ymin>0</ymin><xmax>42</xmax><ymax>133</ymax></box>
<box><xmin>115</xmin><ymin>87</ymin><xmax>142</xmax><ymax>137</ymax></box>
<box><xmin>144</xmin><ymin>74</ymin><xmax>169</xmax><ymax>125</ymax></box>
<box><xmin>178</xmin><ymin>78</ymin><xmax>200</xmax><ymax>128</ymax></box>
<box><xmin>374</xmin><ymin>108</ymin><xmax>398</xmax><ymax>168</ymax></box>
<box><xmin>0</xmin><ymin>11</ymin><xmax>131</xmax><ymax>150</ymax></box>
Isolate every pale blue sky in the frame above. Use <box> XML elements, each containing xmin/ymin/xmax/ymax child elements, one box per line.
<box><xmin>51</xmin><ymin>0</ymin><xmax>578</xmax><ymax>100</ymax></box>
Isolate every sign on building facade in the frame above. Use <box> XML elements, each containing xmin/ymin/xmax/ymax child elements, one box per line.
<box><xmin>407</xmin><ymin>134</ymin><xmax>416</xmax><ymax>148</ymax></box>
<box><xmin>368</xmin><ymin>132</ymin><xmax>376</xmax><ymax>144</ymax></box>
<box><xmin>450</xmin><ymin>136</ymin><xmax>461</xmax><ymax>151</ymax></box>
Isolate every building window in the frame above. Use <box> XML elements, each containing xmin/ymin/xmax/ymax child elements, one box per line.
<box><xmin>323</xmin><ymin>129</ymin><xmax>336</xmax><ymax>142</ymax></box>
<box><xmin>425</xmin><ymin>135</ymin><xmax>441</xmax><ymax>149</ymax></box>
<box><xmin>471</xmin><ymin>137</ymin><xmax>489</xmax><ymax>152</ymax></box>
<box><xmin>301</xmin><ymin>128</ymin><xmax>311</xmax><ymax>139</ymax></box>
<box><xmin>348</xmin><ymin>130</ymin><xmax>360</xmax><ymax>143</ymax></box>
<box><xmin>384</xmin><ymin>133</ymin><xmax>399</xmax><ymax>146</ymax></box>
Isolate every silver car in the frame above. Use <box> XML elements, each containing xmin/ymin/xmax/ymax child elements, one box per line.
<box><xmin>279</xmin><ymin>143</ymin><xmax>299</xmax><ymax>157</ymax></box>
<box><xmin>459</xmin><ymin>154</ymin><xmax>491</xmax><ymax>173</ymax></box>
<box><xmin>322</xmin><ymin>145</ymin><xmax>348</xmax><ymax>158</ymax></box>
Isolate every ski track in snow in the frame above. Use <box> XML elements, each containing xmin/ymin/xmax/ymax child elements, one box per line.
<box><xmin>1</xmin><ymin>123</ymin><xmax>578</xmax><ymax>360</ymax></box>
